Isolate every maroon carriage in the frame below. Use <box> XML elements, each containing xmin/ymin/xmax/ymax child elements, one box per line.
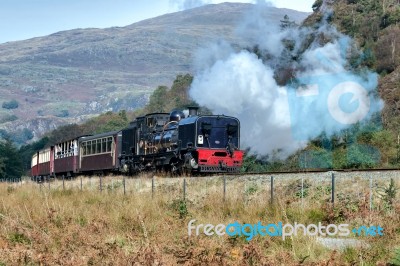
<box><xmin>53</xmin><ymin>138</ymin><xmax>80</xmax><ymax>177</ymax></box>
<box><xmin>78</xmin><ymin>131</ymin><xmax>120</xmax><ymax>174</ymax></box>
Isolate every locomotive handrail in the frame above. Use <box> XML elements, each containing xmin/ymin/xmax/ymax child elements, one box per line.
<box><xmin>162</xmin><ymin>121</ymin><xmax>178</xmax><ymax>130</ymax></box>
<box><xmin>158</xmin><ymin>121</ymin><xmax>179</xmax><ymax>148</ymax></box>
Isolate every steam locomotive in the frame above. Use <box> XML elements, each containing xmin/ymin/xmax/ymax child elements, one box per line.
<box><xmin>31</xmin><ymin>107</ymin><xmax>244</xmax><ymax>179</ymax></box>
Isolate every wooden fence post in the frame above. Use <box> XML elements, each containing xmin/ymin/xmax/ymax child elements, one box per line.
<box><xmin>123</xmin><ymin>175</ymin><xmax>126</xmax><ymax>195</ymax></box>
<box><xmin>331</xmin><ymin>172</ymin><xmax>335</xmax><ymax>207</ymax></box>
<box><xmin>223</xmin><ymin>175</ymin><xmax>226</xmax><ymax>202</ymax></box>
<box><xmin>183</xmin><ymin>178</ymin><xmax>186</xmax><ymax>200</ymax></box>
<box><xmin>270</xmin><ymin>176</ymin><xmax>274</xmax><ymax>204</ymax></box>
<box><xmin>301</xmin><ymin>176</ymin><xmax>304</xmax><ymax>209</ymax></box>
<box><xmin>369</xmin><ymin>176</ymin><xmax>373</xmax><ymax>211</ymax></box>
<box><xmin>152</xmin><ymin>176</ymin><xmax>155</xmax><ymax>198</ymax></box>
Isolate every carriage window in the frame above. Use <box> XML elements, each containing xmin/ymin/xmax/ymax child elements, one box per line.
<box><xmin>107</xmin><ymin>137</ymin><xmax>112</xmax><ymax>152</ymax></box>
<box><xmin>96</xmin><ymin>139</ymin><xmax>101</xmax><ymax>154</ymax></box>
<box><xmin>86</xmin><ymin>141</ymin><xmax>91</xmax><ymax>155</ymax></box>
<box><xmin>82</xmin><ymin>142</ymin><xmax>87</xmax><ymax>156</ymax></box>
<box><xmin>102</xmin><ymin>138</ymin><xmax>107</xmax><ymax>153</ymax></box>
<box><xmin>91</xmin><ymin>140</ymin><xmax>96</xmax><ymax>154</ymax></box>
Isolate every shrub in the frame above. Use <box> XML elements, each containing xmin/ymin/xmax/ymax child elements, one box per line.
<box><xmin>0</xmin><ymin>114</ymin><xmax>17</xmax><ymax>123</ymax></box>
<box><xmin>170</xmin><ymin>199</ymin><xmax>189</xmax><ymax>219</ymax></box>
<box><xmin>1</xmin><ymin>99</ymin><xmax>19</xmax><ymax>109</ymax></box>
<box><xmin>56</xmin><ymin>109</ymin><xmax>69</xmax><ymax>117</ymax></box>
<box><xmin>8</xmin><ymin>232</ymin><xmax>31</xmax><ymax>245</ymax></box>
<box><xmin>391</xmin><ymin>248</ymin><xmax>400</xmax><ymax>266</ymax></box>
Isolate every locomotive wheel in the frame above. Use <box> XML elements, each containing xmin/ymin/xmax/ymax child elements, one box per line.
<box><xmin>170</xmin><ymin>164</ymin><xmax>180</xmax><ymax>177</ymax></box>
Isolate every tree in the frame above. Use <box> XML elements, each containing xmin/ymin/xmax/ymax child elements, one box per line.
<box><xmin>375</xmin><ymin>26</ymin><xmax>400</xmax><ymax>73</ymax></box>
<box><xmin>280</xmin><ymin>15</ymin><xmax>297</xmax><ymax>30</ymax></box>
<box><xmin>47</xmin><ymin>124</ymin><xmax>84</xmax><ymax>144</ymax></box>
<box><xmin>145</xmin><ymin>74</ymin><xmax>197</xmax><ymax>113</ymax></box>
<box><xmin>312</xmin><ymin>0</ymin><xmax>323</xmax><ymax>12</ymax></box>
<box><xmin>19</xmin><ymin>136</ymin><xmax>49</xmax><ymax>172</ymax></box>
<box><xmin>145</xmin><ymin>86</ymin><xmax>168</xmax><ymax>113</ymax></box>
<box><xmin>167</xmin><ymin>74</ymin><xmax>195</xmax><ymax>110</ymax></box>
<box><xmin>0</xmin><ymin>138</ymin><xmax>23</xmax><ymax>180</ymax></box>
<box><xmin>0</xmin><ymin>157</ymin><xmax>5</xmax><ymax>178</ymax></box>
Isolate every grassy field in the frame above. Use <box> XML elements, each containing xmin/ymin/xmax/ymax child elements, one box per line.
<box><xmin>0</xmin><ymin>174</ymin><xmax>399</xmax><ymax>265</ymax></box>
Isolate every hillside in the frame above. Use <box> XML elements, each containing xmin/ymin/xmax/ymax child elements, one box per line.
<box><xmin>305</xmin><ymin>0</ymin><xmax>400</xmax><ymax>130</ymax></box>
<box><xmin>0</xmin><ymin>3</ymin><xmax>309</xmax><ymax>143</ymax></box>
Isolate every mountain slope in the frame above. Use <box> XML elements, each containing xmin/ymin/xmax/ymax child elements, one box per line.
<box><xmin>0</xmin><ymin>3</ymin><xmax>309</xmax><ymax>143</ymax></box>
<box><xmin>305</xmin><ymin>0</ymin><xmax>400</xmax><ymax>130</ymax></box>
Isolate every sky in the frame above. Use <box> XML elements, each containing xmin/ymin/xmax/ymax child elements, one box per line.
<box><xmin>0</xmin><ymin>0</ymin><xmax>315</xmax><ymax>44</ymax></box>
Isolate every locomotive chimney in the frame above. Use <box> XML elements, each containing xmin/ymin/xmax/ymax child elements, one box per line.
<box><xmin>188</xmin><ymin>106</ymin><xmax>199</xmax><ymax>116</ymax></box>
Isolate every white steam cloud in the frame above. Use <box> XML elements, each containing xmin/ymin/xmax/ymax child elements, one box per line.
<box><xmin>189</xmin><ymin>5</ymin><xmax>384</xmax><ymax>158</ymax></box>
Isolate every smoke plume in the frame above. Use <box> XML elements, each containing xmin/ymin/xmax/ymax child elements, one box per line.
<box><xmin>189</xmin><ymin>4</ymin><xmax>384</xmax><ymax>158</ymax></box>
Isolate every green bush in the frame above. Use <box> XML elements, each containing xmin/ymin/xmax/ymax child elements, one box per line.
<box><xmin>170</xmin><ymin>199</ymin><xmax>189</xmax><ymax>219</ymax></box>
<box><xmin>391</xmin><ymin>248</ymin><xmax>400</xmax><ymax>266</ymax></box>
<box><xmin>8</xmin><ymin>232</ymin><xmax>31</xmax><ymax>245</ymax></box>
<box><xmin>2</xmin><ymin>99</ymin><xmax>19</xmax><ymax>109</ymax></box>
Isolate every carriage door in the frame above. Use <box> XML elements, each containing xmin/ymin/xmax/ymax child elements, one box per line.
<box><xmin>50</xmin><ymin>146</ymin><xmax>55</xmax><ymax>175</ymax></box>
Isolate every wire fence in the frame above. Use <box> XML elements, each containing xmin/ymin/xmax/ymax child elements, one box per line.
<box><xmin>2</xmin><ymin>171</ymin><xmax>400</xmax><ymax>211</ymax></box>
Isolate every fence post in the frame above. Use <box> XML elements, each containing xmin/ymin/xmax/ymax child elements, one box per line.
<box><xmin>369</xmin><ymin>176</ymin><xmax>373</xmax><ymax>211</ymax></box>
<box><xmin>123</xmin><ymin>175</ymin><xmax>126</xmax><ymax>195</ymax></box>
<box><xmin>301</xmin><ymin>176</ymin><xmax>304</xmax><ymax>209</ymax></box>
<box><xmin>331</xmin><ymin>172</ymin><xmax>335</xmax><ymax>207</ymax></box>
<box><xmin>80</xmin><ymin>176</ymin><xmax>83</xmax><ymax>191</ymax></box>
<box><xmin>270</xmin><ymin>176</ymin><xmax>274</xmax><ymax>204</ymax></box>
<box><xmin>183</xmin><ymin>178</ymin><xmax>186</xmax><ymax>200</ymax></box>
<box><xmin>223</xmin><ymin>175</ymin><xmax>226</xmax><ymax>202</ymax></box>
<box><xmin>62</xmin><ymin>175</ymin><xmax>65</xmax><ymax>190</ymax></box>
<box><xmin>152</xmin><ymin>176</ymin><xmax>155</xmax><ymax>198</ymax></box>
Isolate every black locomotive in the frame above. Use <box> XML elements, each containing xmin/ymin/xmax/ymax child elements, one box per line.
<box><xmin>119</xmin><ymin>107</ymin><xmax>243</xmax><ymax>174</ymax></box>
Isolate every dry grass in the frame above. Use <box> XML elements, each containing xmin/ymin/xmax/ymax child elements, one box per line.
<box><xmin>0</xmin><ymin>175</ymin><xmax>399</xmax><ymax>265</ymax></box>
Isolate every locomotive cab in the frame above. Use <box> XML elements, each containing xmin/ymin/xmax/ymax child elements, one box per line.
<box><xmin>179</xmin><ymin>115</ymin><xmax>243</xmax><ymax>172</ymax></box>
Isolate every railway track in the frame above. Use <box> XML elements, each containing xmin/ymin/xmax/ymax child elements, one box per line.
<box><xmin>26</xmin><ymin>167</ymin><xmax>400</xmax><ymax>183</ymax></box>
<box><xmin>225</xmin><ymin>167</ymin><xmax>400</xmax><ymax>176</ymax></box>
